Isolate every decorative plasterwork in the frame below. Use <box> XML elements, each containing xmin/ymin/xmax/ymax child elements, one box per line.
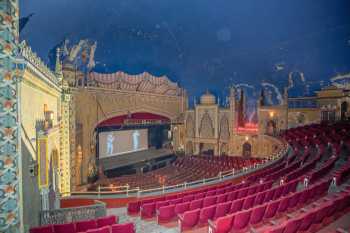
<box><xmin>89</xmin><ymin>71</ymin><xmax>182</xmax><ymax>96</ymax></box>
<box><xmin>0</xmin><ymin>0</ymin><xmax>20</xmax><ymax>231</ymax></box>
<box><xmin>20</xmin><ymin>41</ymin><xmax>58</xmax><ymax>84</ymax></box>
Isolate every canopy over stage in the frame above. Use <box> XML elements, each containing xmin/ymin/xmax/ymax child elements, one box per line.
<box><xmin>99</xmin><ymin>148</ymin><xmax>175</xmax><ymax>177</ymax></box>
<box><xmin>100</xmin><ymin>148</ymin><xmax>173</xmax><ymax>171</ymax></box>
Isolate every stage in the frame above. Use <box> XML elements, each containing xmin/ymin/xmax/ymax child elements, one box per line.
<box><xmin>99</xmin><ymin>148</ymin><xmax>175</xmax><ymax>177</ymax></box>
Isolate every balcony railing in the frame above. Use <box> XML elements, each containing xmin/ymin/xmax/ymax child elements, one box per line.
<box><xmin>40</xmin><ymin>200</ymin><xmax>106</xmax><ymax>225</ymax></box>
<box><xmin>63</xmin><ymin>139</ymin><xmax>289</xmax><ymax>198</ymax></box>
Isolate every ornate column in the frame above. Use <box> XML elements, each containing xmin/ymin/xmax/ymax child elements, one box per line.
<box><xmin>0</xmin><ymin>0</ymin><xmax>21</xmax><ymax>232</ymax></box>
<box><xmin>75</xmin><ymin>146</ymin><xmax>82</xmax><ymax>187</ymax></box>
<box><xmin>59</xmin><ymin>81</ymin><xmax>71</xmax><ymax>194</ymax></box>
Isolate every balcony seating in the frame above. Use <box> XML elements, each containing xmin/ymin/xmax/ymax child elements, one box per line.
<box><xmin>94</xmin><ymin>155</ymin><xmax>262</xmax><ymax>190</ymax></box>
<box><xmin>30</xmin><ymin>215</ymin><xmax>118</xmax><ymax>233</ymax></box>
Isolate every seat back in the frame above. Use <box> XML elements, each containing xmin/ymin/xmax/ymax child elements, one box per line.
<box><xmin>29</xmin><ymin>225</ymin><xmax>54</xmax><ymax>233</ymax></box>
<box><xmin>213</xmin><ymin>214</ymin><xmax>234</xmax><ymax>233</ymax></box>
<box><xmin>97</xmin><ymin>215</ymin><xmax>117</xmax><ymax>228</ymax></box>
<box><xmin>254</xmin><ymin>192</ymin><xmax>266</xmax><ymax>205</ymax></box>
<box><xmin>284</xmin><ymin>217</ymin><xmax>302</xmax><ymax>233</ymax></box>
<box><xmin>182</xmin><ymin>209</ymin><xmax>200</xmax><ymax>227</ymax></box>
<box><xmin>250</xmin><ymin>205</ymin><xmax>267</xmax><ymax>225</ymax></box>
<box><xmin>264</xmin><ymin>200</ymin><xmax>280</xmax><ymax>219</ymax></box>
<box><xmin>199</xmin><ymin>205</ymin><xmax>216</xmax><ymax>224</ymax></box>
<box><xmin>230</xmin><ymin>199</ymin><xmax>243</xmax><ymax>214</ymax></box>
<box><xmin>54</xmin><ymin>223</ymin><xmax>75</xmax><ymax>233</ymax></box>
<box><xmin>214</xmin><ymin>202</ymin><xmax>231</xmax><ymax>219</ymax></box>
<box><xmin>190</xmin><ymin>199</ymin><xmax>203</xmax><ymax>210</ymax></box>
<box><xmin>232</xmin><ymin>209</ymin><xmax>251</xmax><ymax>230</ymax></box>
<box><xmin>76</xmin><ymin>219</ymin><xmax>98</xmax><ymax>232</ymax></box>
<box><xmin>242</xmin><ymin>195</ymin><xmax>255</xmax><ymax>210</ymax></box>
<box><xmin>175</xmin><ymin>202</ymin><xmax>190</xmax><ymax>215</ymax></box>
<box><xmin>203</xmin><ymin>196</ymin><xmax>217</xmax><ymax>207</ymax></box>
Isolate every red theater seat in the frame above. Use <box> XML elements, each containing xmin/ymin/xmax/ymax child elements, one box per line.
<box><xmin>141</xmin><ymin>203</ymin><xmax>156</xmax><ymax>219</ymax></box>
<box><xmin>189</xmin><ymin>199</ymin><xmax>203</xmax><ymax>210</ymax></box>
<box><xmin>29</xmin><ymin>225</ymin><xmax>54</xmax><ymax>233</ymax></box>
<box><xmin>97</xmin><ymin>215</ymin><xmax>118</xmax><ymax>228</ymax></box>
<box><xmin>208</xmin><ymin>214</ymin><xmax>233</xmax><ymax>233</ymax></box>
<box><xmin>54</xmin><ymin>223</ymin><xmax>75</xmax><ymax>233</ymax></box>
<box><xmin>178</xmin><ymin>209</ymin><xmax>200</xmax><ymax>232</ymax></box>
<box><xmin>250</xmin><ymin>204</ymin><xmax>267</xmax><ymax>226</ymax></box>
<box><xmin>175</xmin><ymin>202</ymin><xmax>190</xmax><ymax>215</ymax></box>
<box><xmin>76</xmin><ymin>219</ymin><xmax>98</xmax><ymax>232</ymax></box>
<box><xmin>213</xmin><ymin>201</ymin><xmax>231</xmax><ymax>219</ymax></box>
<box><xmin>87</xmin><ymin>226</ymin><xmax>110</xmax><ymax>233</ymax></box>
<box><xmin>157</xmin><ymin>205</ymin><xmax>176</xmax><ymax>223</ymax></box>
<box><xmin>127</xmin><ymin>201</ymin><xmax>140</xmax><ymax>214</ymax></box>
<box><xmin>199</xmin><ymin>205</ymin><xmax>216</xmax><ymax>226</ymax></box>
<box><xmin>231</xmin><ymin>209</ymin><xmax>251</xmax><ymax>233</ymax></box>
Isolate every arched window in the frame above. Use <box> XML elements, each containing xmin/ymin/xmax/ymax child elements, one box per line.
<box><xmin>199</xmin><ymin>111</ymin><xmax>214</xmax><ymax>138</ymax></box>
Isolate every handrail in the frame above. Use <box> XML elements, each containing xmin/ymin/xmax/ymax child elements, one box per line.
<box><xmin>40</xmin><ymin>200</ymin><xmax>106</xmax><ymax>225</ymax></box>
<box><xmin>64</xmin><ymin>137</ymin><xmax>288</xmax><ymax>198</ymax></box>
<box><xmin>21</xmin><ymin>123</ymin><xmax>36</xmax><ymax>154</ymax></box>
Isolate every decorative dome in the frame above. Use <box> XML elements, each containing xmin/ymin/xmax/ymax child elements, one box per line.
<box><xmin>200</xmin><ymin>90</ymin><xmax>216</xmax><ymax>105</ymax></box>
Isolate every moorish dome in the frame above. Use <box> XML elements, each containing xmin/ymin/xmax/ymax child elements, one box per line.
<box><xmin>200</xmin><ymin>90</ymin><xmax>216</xmax><ymax>105</ymax></box>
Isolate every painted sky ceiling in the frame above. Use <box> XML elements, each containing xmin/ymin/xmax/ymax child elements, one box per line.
<box><xmin>20</xmin><ymin>0</ymin><xmax>350</xmax><ymax>103</ymax></box>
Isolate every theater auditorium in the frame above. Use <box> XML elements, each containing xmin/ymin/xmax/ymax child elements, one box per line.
<box><xmin>1</xmin><ymin>1</ymin><xmax>350</xmax><ymax>233</ymax></box>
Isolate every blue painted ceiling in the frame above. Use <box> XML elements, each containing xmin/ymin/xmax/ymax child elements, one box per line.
<box><xmin>20</xmin><ymin>0</ymin><xmax>350</xmax><ymax>102</ymax></box>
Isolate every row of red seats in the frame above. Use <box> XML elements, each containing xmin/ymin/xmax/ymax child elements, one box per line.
<box><xmin>208</xmin><ymin>178</ymin><xmax>331</xmax><ymax>233</ymax></box>
<box><xmin>76</xmin><ymin>223</ymin><xmax>134</xmax><ymax>233</ymax></box>
<box><xmin>127</xmin><ymin>181</ymin><xmax>249</xmax><ymax>215</ymax></box>
<box><xmin>94</xmin><ymin>156</ymin><xmax>262</xmax><ymax>190</ymax></box>
<box><xmin>205</xmin><ymin>122</ymin><xmax>349</xmax><ymax>233</ymax></box>
<box><xmin>30</xmin><ymin>216</ymin><xmax>122</xmax><ymax>233</ymax></box>
<box><xmin>178</xmin><ymin>178</ymin><xmax>300</xmax><ymax>232</ymax></box>
<box><xmin>156</xmin><ymin>180</ymin><xmax>274</xmax><ymax>223</ymax></box>
<box><xmin>252</xmin><ymin>189</ymin><xmax>350</xmax><ymax>233</ymax></box>
<box><xmin>140</xmin><ymin>181</ymin><xmax>254</xmax><ymax>219</ymax></box>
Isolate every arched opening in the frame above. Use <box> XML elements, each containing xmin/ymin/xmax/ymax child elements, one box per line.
<box><xmin>200</xmin><ymin>143</ymin><xmax>214</xmax><ymax>156</ymax></box>
<box><xmin>220</xmin><ymin>143</ymin><xmax>228</xmax><ymax>156</ymax></box>
<box><xmin>266</xmin><ymin>120</ymin><xmax>276</xmax><ymax>135</ymax></box>
<box><xmin>186</xmin><ymin>141</ymin><xmax>193</xmax><ymax>155</ymax></box>
<box><xmin>341</xmin><ymin>101</ymin><xmax>348</xmax><ymax>121</ymax></box>
<box><xmin>242</xmin><ymin>142</ymin><xmax>252</xmax><ymax>158</ymax></box>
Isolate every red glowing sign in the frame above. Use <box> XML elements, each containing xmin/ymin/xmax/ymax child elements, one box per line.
<box><xmin>236</xmin><ymin>122</ymin><xmax>258</xmax><ymax>133</ymax></box>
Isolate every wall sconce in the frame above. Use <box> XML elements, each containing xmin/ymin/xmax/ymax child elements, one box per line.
<box><xmin>245</xmin><ymin>136</ymin><xmax>249</xmax><ymax>141</ymax></box>
<box><xmin>269</xmin><ymin>111</ymin><xmax>275</xmax><ymax>118</ymax></box>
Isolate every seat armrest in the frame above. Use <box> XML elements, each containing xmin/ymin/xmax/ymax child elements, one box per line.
<box><xmin>250</xmin><ymin>227</ymin><xmax>259</xmax><ymax>233</ymax></box>
<box><xmin>312</xmin><ymin>202</ymin><xmax>320</xmax><ymax>207</ymax></box>
<box><xmin>286</xmin><ymin>213</ymin><xmax>294</xmax><ymax>218</ymax></box>
<box><xmin>336</xmin><ymin>228</ymin><xmax>348</xmax><ymax>233</ymax></box>
<box><xmin>301</xmin><ymin>208</ymin><xmax>308</xmax><ymax>212</ymax></box>
<box><xmin>178</xmin><ymin>214</ymin><xmax>184</xmax><ymax>221</ymax></box>
<box><xmin>269</xmin><ymin>220</ymin><xmax>278</xmax><ymax>225</ymax></box>
<box><xmin>208</xmin><ymin>219</ymin><xmax>216</xmax><ymax>229</ymax></box>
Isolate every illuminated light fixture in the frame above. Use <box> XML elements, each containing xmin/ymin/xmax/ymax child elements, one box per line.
<box><xmin>245</xmin><ymin>136</ymin><xmax>249</xmax><ymax>141</ymax></box>
<box><xmin>269</xmin><ymin>111</ymin><xmax>275</xmax><ymax>118</ymax></box>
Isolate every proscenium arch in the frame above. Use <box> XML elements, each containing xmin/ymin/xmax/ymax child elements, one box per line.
<box><xmin>93</xmin><ymin>108</ymin><xmax>174</xmax><ymax>133</ymax></box>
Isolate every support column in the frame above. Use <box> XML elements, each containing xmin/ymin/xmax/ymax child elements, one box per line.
<box><xmin>0</xmin><ymin>0</ymin><xmax>21</xmax><ymax>232</ymax></box>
